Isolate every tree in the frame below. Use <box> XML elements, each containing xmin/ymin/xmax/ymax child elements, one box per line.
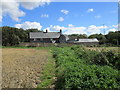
<box><xmin>2</xmin><ymin>26</ymin><xmax>21</xmax><ymax>46</ymax></box>
<box><xmin>2</xmin><ymin>26</ymin><xmax>43</xmax><ymax>46</ymax></box>
<box><xmin>106</xmin><ymin>31</ymin><xmax>120</xmax><ymax>45</ymax></box>
<box><xmin>78</xmin><ymin>34</ymin><xmax>87</xmax><ymax>38</ymax></box>
<box><xmin>88</xmin><ymin>34</ymin><xmax>107</xmax><ymax>44</ymax></box>
<box><xmin>69</xmin><ymin>34</ymin><xmax>87</xmax><ymax>40</ymax></box>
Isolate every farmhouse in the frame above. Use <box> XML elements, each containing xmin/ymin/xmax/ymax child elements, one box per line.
<box><xmin>29</xmin><ymin>30</ymin><xmax>99</xmax><ymax>45</ymax></box>
<box><xmin>30</xmin><ymin>30</ymin><xmax>69</xmax><ymax>43</ymax></box>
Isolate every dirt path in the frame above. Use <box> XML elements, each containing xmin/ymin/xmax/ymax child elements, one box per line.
<box><xmin>2</xmin><ymin>48</ymin><xmax>49</xmax><ymax>88</ymax></box>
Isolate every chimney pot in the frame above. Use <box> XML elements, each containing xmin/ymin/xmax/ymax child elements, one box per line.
<box><xmin>46</xmin><ymin>29</ymin><xmax>48</xmax><ymax>33</ymax></box>
<box><xmin>60</xmin><ymin>29</ymin><xmax>62</xmax><ymax>34</ymax></box>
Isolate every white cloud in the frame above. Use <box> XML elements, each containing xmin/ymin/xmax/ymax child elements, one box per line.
<box><xmin>110</xmin><ymin>24</ymin><xmax>118</xmax><ymax>32</ymax></box>
<box><xmin>41</xmin><ymin>14</ymin><xmax>49</xmax><ymax>18</ymax></box>
<box><xmin>109</xmin><ymin>28</ymin><xmax>117</xmax><ymax>32</ymax></box>
<box><xmin>87</xmin><ymin>8</ymin><xmax>94</xmax><ymax>12</ymax></box>
<box><xmin>50</xmin><ymin>25</ymin><xmax>66</xmax><ymax>31</ymax></box>
<box><xmin>112</xmin><ymin>24</ymin><xmax>118</xmax><ymax>28</ymax></box>
<box><xmin>20</xmin><ymin>0</ymin><xmax>51</xmax><ymax>10</ymax></box>
<box><xmin>43</xmin><ymin>24</ymin><xmax>118</xmax><ymax>35</ymax></box>
<box><xmin>68</xmin><ymin>24</ymin><xmax>74</xmax><ymax>27</ymax></box>
<box><xmin>1</xmin><ymin>0</ymin><xmax>25</xmax><ymax>22</ymax></box>
<box><xmin>95</xmin><ymin>15</ymin><xmax>101</xmax><ymax>19</ymax></box>
<box><xmin>1</xmin><ymin>0</ymin><xmax>51</xmax><ymax>22</ymax></box>
<box><xmin>0</xmin><ymin>11</ymin><xmax>2</xmax><ymax>22</ymax></box>
<box><xmin>64</xmin><ymin>27</ymin><xmax>87</xmax><ymax>35</ymax></box>
<box><xmin>14</xmin><ymin>22</ymin><xmax>118</xmax><ymax>35</ymax></box>
<box><xmin>118</xmin><ymin>24</ymin><xmax>120</xmax><ymax>31</ymax></box>
<box><xmin>0</xmin><ymin>6</ymin><xmax>2</xmax><ymax>22</ymax></box>
<box><xmin>43</xmin><ymin>24</ymin><xmax>87</xmax><ymax>35</ymax></box>
<box><xmin>58</xmin><ymin>17</ymin><xmax>64</xmax><ymax>22</ymax></box>
<box><xmin>43</xmin><ymin>25</ymin><xmax>66</xmax><ymax>32</ymax></box>
<box><xmin>87</xmin><ymin>25</ymin><xmax>101</xmax><ymax>35</ymax></box>
<box><xmin>61</xmin><ymin>9</ymin><xmax>69</xmax><ymax>15</ymax></box>
<box><xmin>87</xmin><ymin>25</ymin><xmax>108</xmax><ymax>35</ymax></box>
<box><xmin>15</xmin><ymin>21</ymin><xmax>42</xmax><ymax>30</ymax></box>
<box><xmin>0</xmin><ymin>16</ymin><xmax>2</xmax><ymax>22</ymax></box>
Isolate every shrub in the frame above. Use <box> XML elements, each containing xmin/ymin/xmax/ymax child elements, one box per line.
<box><xmin>56</xmin><ymin>64</ymin><xmax>119</xmax><ymax>89</ymax></box>
<box><xmin>71</xmin><ymin>46</ymin><xmax>120</xmax><ymax>70</ymax></box>
<box><xmin>53</xmin><ymin>46</ymin><xmax>120</xmax><ymax>89</ymax></box>
<box><xmin>93</xmin><ymin>51</ymin><xmax>120</xmax><ymax>70</ymax></box>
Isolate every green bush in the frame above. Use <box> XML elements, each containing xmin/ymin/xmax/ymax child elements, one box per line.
<box><xmin>93</xmin><ymin>51</ymin><xmax>120</xmax><ymax>70</ymax></box>
<box><xmin>70</xmin><ymin>46</ymin><xmax>120</xmax><ymax>70</ymax></box>
<box><xmin>57</xmin><ymin>65</ymin><xmax>119</xmax><ymax>89</ymax></box>
<box><xmin>53</xmin><ymin>46</ymin><xmax>120</xmax><ymax>89</ymax></box>
<box><xmin>72</xmin><ymin>46</ymin><xmax>98</xmax><ymax>64</ymax></box>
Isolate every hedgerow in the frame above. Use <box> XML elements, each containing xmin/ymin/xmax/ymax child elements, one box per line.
<box><xmin>53</xmin><ymin>46</ymin><xmax>120</xmax><ymax>89</ymax></box>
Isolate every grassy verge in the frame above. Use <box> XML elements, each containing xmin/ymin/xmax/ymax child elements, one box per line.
<box><xmin>2</xmin><ymin>45</ymin><xmax>57</xmax><ymax>50</ymax></box>
<box><xmin>37</xmin><ymin>51</ymin><xmax>56</xmax><ymax>88</ymax></box>
<box><xmin>0</xmin><ymin>45</ymin><xmax>2</xmax><ymax>48</ymax></box>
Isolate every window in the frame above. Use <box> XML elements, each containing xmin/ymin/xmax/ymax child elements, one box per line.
<box><xmin>40</xmin><ymin>38</ymin><xmax>43</xmax><ymax>41</ymax></box>
<box><xmin>34</xmin><ymin>38</ymin><xmax>36</xmax><ymax>41</ymax></box>
<box><xmin>37</xmin><ymin>38</ymin><xmax>40</xmax><ymax>41</ymax></box>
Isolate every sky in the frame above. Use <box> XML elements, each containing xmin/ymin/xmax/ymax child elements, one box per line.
<box><xmin>1</xmin><ymin>0</ymin><xmax>119</xmax><ymax>35</ymax></box>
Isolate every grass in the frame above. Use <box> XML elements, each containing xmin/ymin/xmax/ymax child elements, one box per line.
<box><xmin>37</xmin><ymin>51</ymin><xmax>56</xmax><ymax>88</ymax></box>
<box><xmin>0</xmin><ymin>45</ymin><xmax>2</xmax><ymax>48</ymax></box>
<box><xmin>2</xmin><ymin>45</ymin><xmax>57</xmax><ymax>50</ymax></box>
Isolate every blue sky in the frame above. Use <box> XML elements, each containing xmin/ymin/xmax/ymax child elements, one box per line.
<box><xmin>1</xmin><ymin>1</ymin><xmax>119</xmax><ymax>35</ymax></box>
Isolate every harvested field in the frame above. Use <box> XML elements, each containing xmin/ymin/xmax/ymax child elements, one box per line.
<box><xmin>2</xmin><ymin>48</ymin><xmax>49</xmax><ymax>88</ymax></box>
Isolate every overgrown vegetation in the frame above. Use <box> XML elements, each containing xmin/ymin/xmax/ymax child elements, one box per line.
<box><xmin>53</xmin><ymin>46</ymin><xmax>120</xmax><ymax>89</ymax></box>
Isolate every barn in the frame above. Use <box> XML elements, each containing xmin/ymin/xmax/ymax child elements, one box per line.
<box><xmin>67</xmin><ymin>38</ymin><xmax>99</xmax><ymax>45</ymax></box>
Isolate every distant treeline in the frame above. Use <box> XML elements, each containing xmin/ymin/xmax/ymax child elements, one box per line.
<box><xmin>1</xmin><ymin>26</ymin><xmax>120</xmax><ymax>46</ymax></box>
<box><xmin>1</xmin><ymin>26</ymin><xmax>42</xmax><ymax>46</ymax></box>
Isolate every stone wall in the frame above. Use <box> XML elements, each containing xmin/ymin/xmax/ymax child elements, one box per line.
<box><xmin>19</xmin><ymin>42</ymin><xmax>99</xmax><ymax>47</ymax></box>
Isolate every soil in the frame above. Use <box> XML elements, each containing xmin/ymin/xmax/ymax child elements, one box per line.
<box><xmin>2</xmin><ymin>48</ymin><xmax>49</xmax><ymax>88</ymax></box>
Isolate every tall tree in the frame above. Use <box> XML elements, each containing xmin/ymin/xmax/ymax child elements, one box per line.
<box><xmin>88</xmin><ymin>34</ymin><xmax>107</xmax><ymax>44</ymax></box>
<box><xmin>2</xmin><ymin>26</ymin><xmax>42</xmax><ymax>46</ymax></box>
<box><xmin>106</xmin><ymin>31</ymin><xmax>120</xmax><ymax>45</ymax></box>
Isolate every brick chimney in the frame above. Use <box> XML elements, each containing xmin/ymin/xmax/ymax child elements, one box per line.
<box><xmin>46</xmin><ymin>29</ymin><xmax>48</xmax><ymax>33</ymax></box>
<box><xmin>60</xmin><ymin>29</ymin><xmax>62</xmax><ymax>34</ymax></box>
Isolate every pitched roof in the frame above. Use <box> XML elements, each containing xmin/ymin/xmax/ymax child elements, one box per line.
<box><xmin>63</xmin><ymin>34</ymin><xmax>69</xmax><ymax>40</ymax></box>
<box><xmin>30</xmin><ymin>32</ymin><xmax>61</xmax><ymax>38</ymax></box>
<box><xmin>78</xmin><ymin>38</ymin><xmax>99</xmax><ymax>42</ymax></box>
<box><xmin>68</xmin><ymin>38</ymin><xmax>99</xmax><ymax>43</ymax></box>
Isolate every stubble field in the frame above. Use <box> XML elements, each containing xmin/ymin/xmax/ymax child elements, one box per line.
<box><xmin>2</xmin><ymin>48</ymin><xmax>49</xmax><ymax>88</ymax></box>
